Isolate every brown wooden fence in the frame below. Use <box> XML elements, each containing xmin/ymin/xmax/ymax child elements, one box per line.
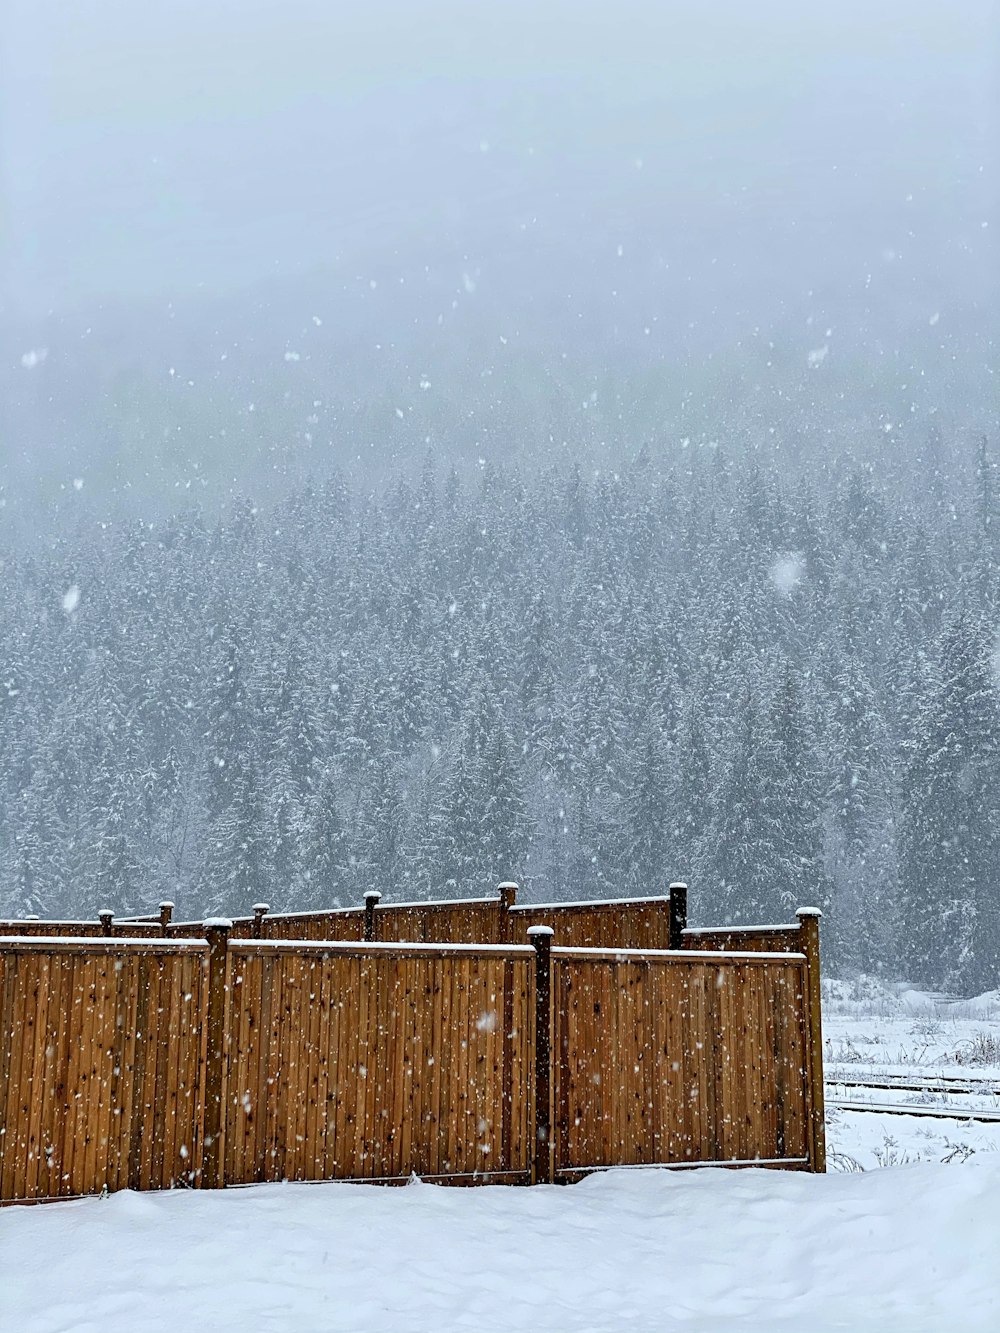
<box><xmin>680</xmin><ymin>911</ymin><xmax>826</xmax><ymax>1170</ymax></box>
<box><xmin>0</xmin><ymin>918</ymin><xmax>165</xmax><ymax>938</ymax></box>
<box><xmin>0</xmin><ymin>889</ymin><xmax>825</xmax><ymax>1203</ymax></box>
<box><xmin>0</xmin><ymin>882</ymin><xmax>685</xmax><ymax>950</ymax></box>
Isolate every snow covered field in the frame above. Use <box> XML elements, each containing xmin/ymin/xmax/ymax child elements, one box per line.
<box><xmin>2</xmin><ymin>979</ymin><xmax>998</xmax><ymax>1333</ymax></box>
<box><xmin>823</xmin><ymin>979</ymin><xmax>1000</xmax><ymax>1170</ymax></box>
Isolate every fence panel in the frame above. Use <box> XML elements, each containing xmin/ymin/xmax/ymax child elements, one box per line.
<box><xmin>223</xmin><ymin>941</ymin><xmax>535</xmax><ymax>1185</ymax></box>
<box><xmin>0</xmin><ymin>920</ymin><xmax>164</xmax><ymax>939</ymax></box>
<box><xmin>512</xmin><ymin>897</ymin><xmax>674</xmax><ymax>950</ymax></box>
<box><xmin>258</xmin><ymin>909</ymin><xmax>365</xmax><ymax>942</ymax></box>
<box><xmin>374</xmin><ymin>899</ymin><xmax>505</xmax><ymax>945</ymax></box>
<box><xmin>680</xmin><ymin>913</ymin><xmax>826</xmax><ymax>1171</ymax></box>
<box><xmin>0</xmin><ymin>937</ymin><xmax>209</xmax><ymax>1201</ymax></box>
<box><xmin>550</xmin><ymin>948</ymin><xmax>812</xmax><ymax>1177</ymax></box>
<box><xmin>0</xmin><ymin>921</ymin><xmax>105</xmax><ymax>938</ymax></box>
<box><xmin>681</xmin><ymin>925</ymin><xmax>803</xmax><ymax>953</ymax></box>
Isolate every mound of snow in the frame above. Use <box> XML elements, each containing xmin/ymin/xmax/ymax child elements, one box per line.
<box><xmin>3</xmin><ymin>1158</ymin><xmax>999</xmax><ymax>1332</ymax></box>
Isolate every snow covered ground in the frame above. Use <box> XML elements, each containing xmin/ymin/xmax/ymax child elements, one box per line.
<box><xmin>3</xmin><ymin>1158</ymin><xmax>998</xmax><ymax>1332</ymax></box>
<box><xmin>2</xmin><ymin>979</ymin><xmax>998</xmax><ymax>1333</ymax></box>
<box><xmin>824</xmin><ymin>979</ymin><xmax>1000</xmax><ymax>1170</ymax></box>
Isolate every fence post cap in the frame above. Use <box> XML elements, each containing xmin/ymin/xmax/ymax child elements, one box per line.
<box><xmin>158</xmin><ymin>900</ymin><xmax>175</xmax><ymax>910</ymax></box>
<box><xmin>668</xmin><ymin>881</ymin><xmax>689</xmax><ymax>890</ymax></box>
<box><xmin>364</xmin><ymin>891</ymin><xmax>382</xmax><ymax>903</ymax></box>
<box><xmin>97</xmin><ymin>909</ymin><xmax>114</xmax><ymax>920</ymax></box>
<box><xmin>252</xmin><ymin>903</ymin><xmax>270</xmax><ymax>914</ymax></box>
<box><xmin>497</xmin><ymin>881</ymin><xmax>519</xmax><ymax>891</ymax></box>
<box><xmin>796</xmin><ymin>907</ymin><xmax>823</xmax><ymax>919</ymax></box>
<box><xmin>203</xmin><ymin>917</ymin><xmax>233</xmax><ymax>931</ymax></box>
<box><xmin>526</xmin><ymin>925</ymin><xmax>554</xmax><ymax>938</ymax></box>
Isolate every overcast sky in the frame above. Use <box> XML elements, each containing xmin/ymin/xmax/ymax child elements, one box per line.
<box><xmin>3</xmin><ymin>0</ymin><xmax>997</xmax><ymax>318</ymax></box>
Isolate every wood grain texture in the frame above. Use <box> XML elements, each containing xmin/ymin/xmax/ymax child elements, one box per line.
<box><xmin>551</xmin><ymin>951</ymin><xmax>812</xmax><ymax>1177</ymax></box>
<box><xmin>221</xmin><ymin>944</ymin><xmax>533</xmax><ymax>1185</ymax></box>
<box><xmin>0</xmin><ymin>940</ymin><xmax>208</xmax><ymax>1201</ymax></box>
<box><xmin>513</xmin><ymin>897</ymin><xmax>673</xmax><ymax>950</ymax></box>
<box><xmin>681</xmin><ymin>925</ymin><xmax>803</xmax><ymax>954</ymax></box>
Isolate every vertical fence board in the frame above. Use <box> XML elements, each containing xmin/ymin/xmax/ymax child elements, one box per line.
<box><xmin>283</xmin><ymin>954</ymin><xmax>303</xmax><ymax>1182</ymax></box>
<box><xmin>107</xmin><ymin>954</ymin><xmax>129</xmax><ymax>1194</ymax></box>
<box><xmin>87</xmin><ymin>953</ymin><xmax>112</xmax><ymax>1194</ymax></box>
<box><xmin>65</xmin><ymin>956</ymin><xmax>90</xmax><ymax>1195</ymax></box>
<box><xmin>389</xmin><ymin>959</ymin><xmax>409</xmax><ymax>1179</ymax></box>
<box><xmin>161</xmin><ymin>954</ymin><xmax>182</xmax><ymax>1186</ymax></box>
<box><xmin>18</xmin><ymin>954</ymin><xmax>42</xmax><ymax>1198</ymax></box>
<box><xmin>48</xmin><ymin>955</ymin><xmax>72</xmax><ymax>1195</ymax></box>
<box><xmin>362</xmin><ymin>956</ymin><xmax>380</xmax><ymax>1177</ymax></box>
<box><xmin>0</xmin><ymin>951</ymin><xmax>10</xmax><ymax>1194</ymax></box>
<box><xmin>24</xmin><ymin>954</ymin><xmax>51</xmax><ymax>1198</ymax></box>
<box><xmin>374</xmin><ymin>955</ymin><xmax>393</xmax><ymax>1180</ymax></box>
<box><xmin>148</xmin><ymin>956</ymin><xmax>169</xmax><ymax>1190</ymax></box>
<box><xmin>348</xmin><ymin>955</ymin><xmax>368</xmax><ymax>1175</ymax></box>
<box><xmin>314</xmin><ymin>955</ymin><xmax>332</xmax><ymax>1178</ymax></box>
<box><xmin>284</xmin><ymin>953</ymin><xmax>302</xmax><ymax>1183</ymax></box>
<box><xmin>268</xmin><ymin>952</ymin><xmax>289</xmax><ymax>1182</ymax></box>
<box><xmin>302</xmin><ymin>957</ymin><xmax>322</xmax><ymax>1183</ymax></box>
<box><xmin>1</xmin><ymin>955</ymin><xmax>24</xmax><ymax>1198</ymax></box>
<box><xmin>329</xmin><ymin>956</ymin><xmax>351</xmax><ymax>1176</ymax></box>
<box><xmin>251</xmin><ymin>954</ymin><xmax>272</xmax><ymax>1181</ymax></box>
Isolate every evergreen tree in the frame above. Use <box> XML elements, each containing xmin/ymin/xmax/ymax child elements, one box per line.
<box><xmin>767</xmin><ymin>663</ymin><xmax>829</xmax><ymax>919</ymax></box>
<box><xmin>703</xmin><ymin>688</ymin><xmax>784</xmax><ymax>924</ymax></box>
<box><xmin>666</xmin><ymin>695</ymin><xmax>714</xmax><ymax>892</ymax></box>
<box><xmin>898</xmin><ymin>612</ymin><xmax>1000</xmax><ymax>987</ymax></box>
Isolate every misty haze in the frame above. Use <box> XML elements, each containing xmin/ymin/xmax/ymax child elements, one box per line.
<box><xmin>3</xmin><ymin>0</ymin><xmax>999</xmax><ymax>952</ymax></box>
<box><xmin>3</xmin><ymin>0</ymin><xmax>999</xmax><ymax>962</ymax></box>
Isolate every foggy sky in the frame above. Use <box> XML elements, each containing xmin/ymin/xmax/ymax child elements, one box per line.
<box><xmin>4</xmin><ymin>0</ymin><xmax>997</xmax><ymax>316</ymax></box>
<box><xmin>1</xmin><ymin>1</ymin><xmax>998</xmax><ymax>530</ymax></box>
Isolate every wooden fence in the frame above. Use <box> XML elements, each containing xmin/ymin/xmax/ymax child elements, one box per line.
<box><xmin>0</xmin><ymin>889</ymin><xmax>825</xmax><ymax>1203</ymax></box>
<box><xmin>2</xmin><ymin>882</ymin><xmax>685</xmax><ymax>950</ymax></box>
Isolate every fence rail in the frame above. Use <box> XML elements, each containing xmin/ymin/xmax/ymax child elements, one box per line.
<box><xmin>0</xmin><ymin>885</ymin><xmax>826</xmax><ymax>1203</ymax></box>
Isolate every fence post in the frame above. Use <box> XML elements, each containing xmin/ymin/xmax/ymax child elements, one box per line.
<box><xmin>98</xmin><ymin>909</ymin><xmax>114</xmax><ymax>937</ymax></box>
<box><xmin>498</xmin><ymin>881</ymin><xmax>518</xmax><ymax>943</ymax></box>
<box><xmin>796</xmin><ymin>907</ymin><xmax>826</xmax><ymax>1173</ymax></box>
<box><xmin>203</xmin><ymin>918</ymin><xmax>232</xmax><ymax>1189</ymax></box>
<box><xmin>158</xmin><ymin>901</ymin><xmax>174</xmax><ymax>935</ymax></box>
<box><xmin>252</xmin><ymin>903</ymin><xmax>270</xmax><ymax>939</ymax></box>
<box><xmin>363</xmin><ymin>891</ymin><xmax>381</xmax><ymax>942</ymax></box>
<box><xmin>527</xmin><ymin>925</ymin><xmax>555</xmax><ymax>1184</ymax></box>
<box><xmin>668</xmin><ymin>882</ymin><xmax>688</xmax><ymax>949</ymax></box>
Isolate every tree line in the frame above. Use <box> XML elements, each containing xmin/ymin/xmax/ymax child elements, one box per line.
<box><xmin>1</xmin><ymin>443</ymin><xmax>997</xmax><ymax>990</ymax></box>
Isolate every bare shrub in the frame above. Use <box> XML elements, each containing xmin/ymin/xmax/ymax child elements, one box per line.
<box><xmin>947</xmin><ymin>1031</ymin><xmax>1000</xmax><ymax>1066</ymax></box>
